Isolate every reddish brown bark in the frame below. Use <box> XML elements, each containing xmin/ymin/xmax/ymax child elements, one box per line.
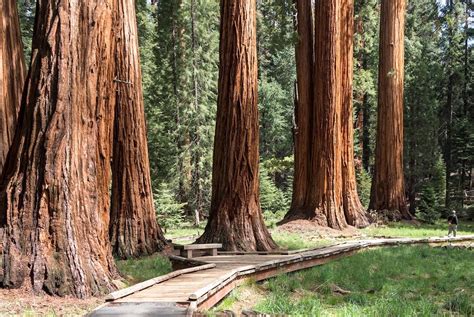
<box><xmin>341</xmin><ymin>0</ymin><xmax>369</xmax><ymax>227</ymax></box>
<box><xmin>369</xmin><ymin>0</ymin><xmax>411</xmax><ymax>219</ymax></box>
<box><xmin>308</xmin><ymin>0</ymin><xmax>346</xmax><ymax>229</ymax></box>
<box><xmin>290</xmin><ymin>0</ymin><xmax>314</xmax><ymax>214</ymax></box>
<box><xmin>109</xmin><ymin>0</ymin><xmax>167</xmax><ymax>259</ymax></box>
<box><xmin>0</xmin><ymin>0</ymin><xmax>26</xmax><ymax>174</ymax></box>
<box><xmin>197</xmin><ymin>0</ymin><xmax>276</xmax><ymax>251</ymax></box>
<box><xmin>284</xmin><ymin>0</ymin><xmax>368</xmax><ymax>229</ymax></box>
<box><xmin>0</xmin><ymin>0</ymin><xmax>118</xmax><ymax>297</ymax></box>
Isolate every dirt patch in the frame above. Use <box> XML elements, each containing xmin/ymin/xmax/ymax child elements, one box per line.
<box><xmin>0</xmin><ymin>288</ymin><xmax>102</xmax><ymax>316</ymax></box>
<box><xmin>277</xmin><ymin>219</ymin><xmax>362</xmax><ymax>239</ymax></box>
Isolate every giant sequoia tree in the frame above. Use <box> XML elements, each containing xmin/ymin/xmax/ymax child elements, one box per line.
<box><xmin>285</xmin><ymin>0</ymin><xmax>368</xmax><ymax>228</ymax></box>
<box><xmin>109</xmin><ymin>0</ymin><xmax>167</xmax><ymax>259</ymax></box>
<box><xmin>0</xmin><ymin>0</ymin><xmax>26</xmax><ymax>174</ymax></box>
<box><xmin>197</xmin><ymin>0</ymin><xmax>277</xmax><ymax>251</ymax></box>
<box><xmin>369</xmin><ymin>0</ymin><xmax>411</xmax><ymax>219</ymax></box>
<box><xmin>0</xmin><ymin>0</ymin><xmax>117</xmax><ymax>297</ymax></box>
<box><xmin>340</xmin><ymin>0</ymin><xmax>369</xmax><ymax>227</ymax></box>
<box><xmin>290</xmin><ymin>0</ymin><xmax>313</xmax><ymax>214</ymax></box>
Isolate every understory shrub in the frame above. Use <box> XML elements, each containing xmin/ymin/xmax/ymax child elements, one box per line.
<box><xmin>154</xmin><ymin>182</ymin><xmax>187</xmax><ymax>231</ymax></box>
<box><xmin>416</xmin><ymin>185</ymin><xmax>441</xmax><ymax>224</ymax></box>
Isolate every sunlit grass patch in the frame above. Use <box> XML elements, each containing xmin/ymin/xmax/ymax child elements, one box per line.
<box><xmin>363</xmin><ymin>221</ymin><xmax>474</xmax><ymax>238</ymax></box>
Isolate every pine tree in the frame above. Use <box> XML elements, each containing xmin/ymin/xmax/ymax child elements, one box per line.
<box><xmin>150</xmin><ymin>0</ymin><xmax>219</xmax><ymax>219</ymax></box>
<box><xmin>439</xmin><ymin>1</ymin><xmax>473</xmax><ymax>209</ymax></box>
<box><xmin>353</xmin><ymin>0</ymin><xmax>379</xmax><ymax>173</ymax></box>
<box><xmin>404</xmin><ymin>0</ymin><xmax>444</xmax><ymax>214</ymax></box>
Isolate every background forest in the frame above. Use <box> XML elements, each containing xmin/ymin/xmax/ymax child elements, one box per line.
<box><xmin>16</xmin><ymin>0</ymin><xmax>474</xmax><ymax>228</ymax></box>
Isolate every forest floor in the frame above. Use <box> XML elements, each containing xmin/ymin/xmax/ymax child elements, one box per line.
<box><xmin>2</xmin><ymin>221</ymin><xmax>472</xmax><ymax>316</ymax></box>
<box><xmin>0</xmin><ymin>288</ymin><xmax>103</xmax><ymax>316</ymax></box>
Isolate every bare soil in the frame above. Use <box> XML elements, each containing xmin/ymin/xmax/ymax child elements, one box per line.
<box><xmin>278</xmin><ymin>219</ymin><xmax>362</xmax><ymax>239</ymax></box>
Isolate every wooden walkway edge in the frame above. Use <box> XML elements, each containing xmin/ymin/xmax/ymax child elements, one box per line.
<box><xmin>89</xmin><ymin>235</ymin><xmax>474</xmax><ymax>316</ymax></box>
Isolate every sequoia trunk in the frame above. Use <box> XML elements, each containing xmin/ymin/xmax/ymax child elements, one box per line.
<box><xmin>109</xmin><ymin>0</ymin><xmax>167</xmax><ymax>259</ymax></box>
<box><xmin>284</xmin><ymin>0</ymin><xmax>368</xmax><ymax>229</ymax></box>
<box><xmin>307</xmin><ymin>0</ymin><xmax>347</xmax><ymax>229</ymax></box>
<box><xmin>289</xmin><ymin>0</ymin><xmax>314</xmax><ymax>214</ymax></box>
<box><xmin>0</xmin><ymin>0</ymin><xmax>26</xmax><ymax>174</ymax></box>
<box><xmin>0</xmin><ymin>0</ymin><xmax>117</xmax><ymax>297</ymax></box>
<box><xmin>369</xmin><ymin>0</ymin><xmax>410</xmax><ymax>218</ymax></box>
<box><xmin>197</xmin><ymin>0</ymin><xmax>277</xmax><ymax>251</ymax></box>
<box><xmin>340</xmin><ymin>0</ymin><xmax>368</xmax><ymax>227</ymax></box>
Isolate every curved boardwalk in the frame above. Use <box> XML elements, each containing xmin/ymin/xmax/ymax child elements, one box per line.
<box><xmin>90</xmin><ymin>235</ymin><xmax>474</xmax><ymax>316</ymax></box>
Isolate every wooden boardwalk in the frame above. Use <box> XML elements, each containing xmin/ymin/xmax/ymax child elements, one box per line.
<box><xmin>90</xmin><ymin>235</ymin><xmax>474</xmax><ymax>316</ymax></box>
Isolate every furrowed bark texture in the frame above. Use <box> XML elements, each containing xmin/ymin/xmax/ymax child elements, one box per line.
<box><xmin>284</xmin><ymin>0</ymin><xmax>368</xmax><ymax>229</ymax></box>
<box><xmin>290</xmin><ymin>0</ymin><xmax>314</xmax><ymax>214</ymax></box>
<box><xmin>309</xmin><ymin>0</ymin><xmax>346</xmax><ymax>229</ymax></box>
<box><xmin>340</xmin><ymin>0</ymin><xmax>368</xmax><ymax>227</ymax></box>
<box><xmin>110</xmin><ymin>0</ymin><xmax>167</xmax><ymax>259</ymax></box>
<box><xmin>0</xmin><ymin>0</ymin><xmax>118</xmax><ymax>297</ymax></box>
<box><xmin>197</xmin><ymin>0</ymin><xmax>277</xmax><ymax>251</ymax></box>
<box><xmin>0</xmin><ymin>0</ymin><xmax>26</xmax><ymax>175</ymax></box>
<box><xmin>369</xmin><ymin>0</ymin><xmax>411</xmax><ymax>219</ymax></box>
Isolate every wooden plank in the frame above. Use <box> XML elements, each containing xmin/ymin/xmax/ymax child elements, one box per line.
<box><xmin>105</xmin><ymin>263</ymin><xmax>216</xmax><ymax>301</ymax></box>
<box><xmin>189</xmin><ymin>269</ymin><xmax>238</xmax><ymax>301</ymax></box>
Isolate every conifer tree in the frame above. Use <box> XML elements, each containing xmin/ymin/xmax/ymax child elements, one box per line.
<box><xmin>369</xmin><ymin>0</ymin><xmax>411</xmax><ymax>219</ymax></box>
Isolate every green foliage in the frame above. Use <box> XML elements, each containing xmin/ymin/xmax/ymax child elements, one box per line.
<box><xmin>260</xmin><ymin>165</ymin><xmax>289</xmax><ymax>228</ymax></box>
<box><xmin>404</xmin><ymin>0</ymin><xmax>446</xmax><ymax>213</ymax></box>
<box><xmin>154</xmin><ymin>182</ymin><xmax>187</xmax><ymax>231</ymax></box>
<box><xmin>416</xmin><ymin>185</ymin><xmax>441</xmax><ymax>224</ymax></box>
<box><xmin>145</xmin><ymin>0</ymin><xmax>219</xmax><ymax>216</ymax></box>
<box><xmin>16</xmin><ymin>0</ymin><xmax>34</xmax><ymax>62</ymax></box>
<box><xmin>116</xmin><ymin>255</ymin><xmax>172</xmax><ymax>284</ymax></box>
<box><xmin>257</xmin><ymin>0</ymin><xmax>296</xmax><ymax>163</ymax></box>
<box><xmin>438</xmin><ymin>1</ymin><xmax>473</xmax><ymax>208</ymax></box>
<box><xmin>356</xmin><ymin>168</ymin><xmax>371</xmax><ymax>208</ymax></box>
<box><xmin>353</xmin><ymin>0</ymin><xmax>379</xmax><ymax>171</ymax></box>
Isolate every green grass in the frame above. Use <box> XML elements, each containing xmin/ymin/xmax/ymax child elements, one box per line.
<box><xmin>218</xmin><ymin>246</ymin><xmax>474</xmax><ymax>316</ymax></box>
<box><xmin>116</xmin><ymin>254</ymin><xmax>172</xmax><ymax>285</ymax></box>
<box><xmin>363</xmin><ymin>221</ymin><xmax>474</xmax><ymax>238</ymax></box>
<box><xmin>165</xmin><ymin>224</ymin><xmax>206</xmax><ymax>239</ymax></box>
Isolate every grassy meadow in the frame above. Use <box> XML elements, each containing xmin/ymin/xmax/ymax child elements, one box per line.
<box><xmin>216</xmin><ymin>245</ymin><xmax>474</xmax><ymax>316</ymax></box>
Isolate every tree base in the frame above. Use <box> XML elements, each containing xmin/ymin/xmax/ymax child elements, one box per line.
<box><xmin>369</xmin><ymin>209</ymin><xmax>413</xmax><ymax>223</ymax></box>
<box><xmin>196</xmin><ymin>216</ymin><xmax>277</xmax><ymax>252</ymax></box>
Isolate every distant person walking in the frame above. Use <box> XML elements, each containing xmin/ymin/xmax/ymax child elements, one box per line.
<box><xmin>447</xmin><ymin>210</ymin><xmax>458</xmax><ymax>237</ymax></box>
